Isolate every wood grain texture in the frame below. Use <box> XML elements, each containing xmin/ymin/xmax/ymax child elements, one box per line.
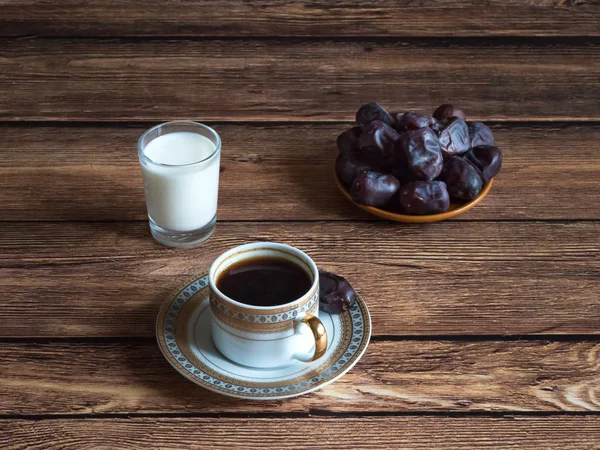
<box><xmin>1</xmin><ymin>341</ymin><xmax>599</xmax><ymax>414</ymax></box>
<box><xmin>1</xmin><ymin>221</ymin><xmax>598</xmax><ymax>337</ymax></box>
<box><xmin>1</xmin><ymin>0</ymin><xmax>599</xmax><ymax>37</ymax></box>
<box><xmin>2</xmin><ymin>416</ymin><xmax>600</xmax><ymax>449</ymax></box>
<box><xmin>1</xmin><ymin>39</ymin><xmax>599</xmax><ymax>122</ymax></box>
<box><xmin>1</xmin><ymin>124</ymin><xmax>599</xmax><ymax>221</ymax></box>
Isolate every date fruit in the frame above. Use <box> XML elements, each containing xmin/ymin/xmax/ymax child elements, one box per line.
<box><xmin>433</xmin><ymin>104</ymin><xmax>466</xmax><ymax>121</ymax></box>
<box><xmin>430</xmin><ymin>120</ymin><xmax>444</xmax><ymax>134</ymax></box>
<box><xmin>356</xmin><ymin>102</ymin><xmax>395</xmax><ymax>128</ymax></box>
<box><xmin>464</xmin><ymin>145</ymin><xmax>502</xmax><ymax>183</ymax></box>
<box><xmin>440</xmin><ymin>156</ymin><xmax>483</xmax><ymax>201</ymax></box>
<box><xmin>358</xmin><ymin>120</ymin><xmax>401</xmax><ymax>165</ymax></box>
<box><xmin>390</xmin><ymin>111</ymin><xmax>405</xmax><ymax>125</ymax></box>
<box><xmin>335</xmin><ymin>153</ymin><xmax>373</xmax><ymax>187</ymax></box>
<box><xmin>390</xmin><ymin>137</ymin><xmax>416</xmax><ymax>184</ymax></box>
<box><xmin>468</xmin><ymin>121</ymin><xmax>494</xmax><ymax>147</ymax></box>
<box><xmin>438</xmin><ymin>117</ymin><xmax>470</xmax><ymax>158</ymax></box>
<box><xmin>337</xmin><ymin>126</ymin><xmax>362</xmax><ymax>155</ymax></box>
<box><xmin>395</xmin><ymin>112</ymin><xmax>437</xmax><ymax>132</ymax></box>
<box><xmin>335</xmin><ymin>103</ymin><xmax>502</xmax><ymax>216</ymax></box>
<box><xmin>351</xmin><ymin>170</ymin><xmax>400</xmax><ymax>207</ymax></box>
<box><xmin>400</xmin><ymin>127</ymin><xmax>443</xmax><ymax>181</ymax></box>
<box><xmin>399</xmin><ymin>180</ymin><xmax>450</xmax><ymax>215</ymax></box>
<box><xmin>319</xmin><ymin>270</ymin><xmax>356</xmax><ymax>314</ymax></box>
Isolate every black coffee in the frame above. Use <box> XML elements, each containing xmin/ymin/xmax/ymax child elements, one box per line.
<box><xmin>216</xmin><ymin>256</ymin><xmax>312</xmax><ymax>307</ymax></box>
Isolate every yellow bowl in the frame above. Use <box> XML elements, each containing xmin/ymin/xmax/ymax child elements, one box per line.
<box><xmin>334</xmin><ymin>166</ymin><xmax>493</xmax><ymax>223</ymax></box>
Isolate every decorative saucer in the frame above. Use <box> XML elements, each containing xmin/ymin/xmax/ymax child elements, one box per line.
<box><xmin>156</xmin><ymin>272</ymin><xmax>371</xmax><ymax>400</ymax></box>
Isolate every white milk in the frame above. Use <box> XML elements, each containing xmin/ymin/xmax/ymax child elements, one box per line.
<box><xmin>140</xmin><ymin>132</ymin><xmax>220</xmax><ymax>232</ymax></box>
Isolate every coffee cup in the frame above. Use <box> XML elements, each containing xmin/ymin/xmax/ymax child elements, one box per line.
<box><xmin>208</xmin><ymin>242</ymin><xmax>327</xmax><ymax>369</ymax></box>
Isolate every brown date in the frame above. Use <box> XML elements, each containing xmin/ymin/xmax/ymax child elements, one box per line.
<box><xmin>395</xmin><ymin>112</ymin><xmax>437</xmax><ymax>133</ymax></box>
<box><xmin>400</xmin><ymin>127</ymin><xmax>443</xmax><ymax>181</ymax></box>
<box><xmin>468</xmin><ymin>121</ymin><xmax>494</xmax><ymax>147</ymax></box>
<box><xmin>438</xmin><ymin>117</ymin><xmax>470</xmax><ymax>158</ymax></box>
<box><xmin>433</xmin><ymin>104</ymin><xmax>466</xmax><ymax>121</ymax></box>
<box><xmin>399</xmin><ymin>181</ymin><xmax>450</xmax><ymax>215</ymax></box>
<box><xmin>335</xmin><ymin>153</ymin><xmax>373</xmax><ymax>187</ymax></box>
<box><xmin>440</xmin><ymin>156</ymin><xmax>483</xmax><ymax>201</ymax></box>
<box><xmin>390</xmin><ymin>111</ymin><xmax>405</xmax><ymax>125</ymax></box>
<box><xmin>464</xmin><ymin>145</ymin><xmax>502</xmax><ymax>183</ymax></box>
<box><xmin>319</xmin><ymin>270</ymin><xmax>357</xmax><ymax>314</ymax></box>
<box><xmin>337</xmin><ymin>126</ymin><xmax>362</xmax><ymax>155</ymax></box>
<box><xmin>389</xmin><ymin>139</ymin><xmax>416</xmax><ymax>184</ymax></box>
<box><xmin>355</xmin><ymin>102</ymin><xmax>395</xmax><ymax>128</ymax></box>
<box><xmin>350</xmin><ymin>171</ymin><xmax>400</xmax><ymax>207</ymax></box>
<box><xmin>358</xmin><ymin>120</ymin><xmax>401</xmax><ymax>166</ymax></box>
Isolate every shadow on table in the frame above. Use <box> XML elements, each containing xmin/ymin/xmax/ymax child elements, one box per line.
<box><xmin>8</xmin><ymin>168</ymin><xmax>145</xmax><ymax>222</ymax></box>
<box><xmin>8</xmin><ymin>168</ymin><xmax>153</xmax><ymax>240</ymax></box>
<box><xmin>284</xmin><ymin>156</ymin><xmax>372</xmax><ymax>220</ymax></box>
<box><xmin>119</xmin><ymin>344</ymin><xmax>288</xmax><ymax>413</ymax></box>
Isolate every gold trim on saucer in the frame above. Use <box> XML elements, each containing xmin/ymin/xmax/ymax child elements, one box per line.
<box><xmin>156</xmin><ymin>272</ymin><xmax>371</xmax><ymax>398</ymax></box>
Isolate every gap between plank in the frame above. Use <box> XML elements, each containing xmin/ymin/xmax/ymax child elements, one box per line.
<box><xmin>0</xmin><ymin>120</ymin><xmax>599</xmax><ymax>127</ymax></box>
<box><xmin>0</xmin><ymin>219</ymin><xmax>599</xmax><ymax>224</ymax></box>
<box><xmin>3</xmin><ymin>35</ymin><xmax>600</xmax><ymax>45</ymax></box>
<box><xmin>2</xmin><ymin>335</ymin><xmax>600</xmax><ymax>344</ymax></box>
<box><xmin>1</xmin><ymin>411</ymin><xmax>599</xmax><ymax>422</ymax></box>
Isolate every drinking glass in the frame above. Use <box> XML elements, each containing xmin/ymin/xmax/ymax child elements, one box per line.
<box><xmin>137</xmin><ymin>121</ymin><xmax>221</xmax><ymax>247</ymax></box>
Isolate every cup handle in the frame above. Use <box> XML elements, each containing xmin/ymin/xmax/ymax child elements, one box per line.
<box><xmin>295</xmin><ymin>315</ymin><xmax>327</xmax><ymax>362</ymax></box>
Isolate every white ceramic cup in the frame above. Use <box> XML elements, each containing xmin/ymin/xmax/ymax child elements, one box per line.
<box><xmin>208</xmin><ymin>242</ymin><xmax>327</xmax><ymax>369</ymax></box>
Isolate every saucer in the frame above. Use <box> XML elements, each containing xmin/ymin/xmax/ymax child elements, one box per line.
<box><xmin>156</xmin><ymin>272</ymin><xmax>371</xmax><ymax>400</ymax></box>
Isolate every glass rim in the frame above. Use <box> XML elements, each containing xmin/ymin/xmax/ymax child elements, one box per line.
<box><xmin>137</xmin><ymin>120</ymin><xmax>222</xmax><ymax>168</ymax></box>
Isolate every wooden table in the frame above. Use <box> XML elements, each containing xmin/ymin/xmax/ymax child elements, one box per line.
<box><xmin>1</xmin><ymin>2</ymin><xmax>599</xmax><ymax>448</ymax></box>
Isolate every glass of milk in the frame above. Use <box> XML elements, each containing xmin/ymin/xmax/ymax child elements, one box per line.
<box><xmin>137</xmin><ymin>121</ymin><xmax>221</xmax><ymax>248</ymax></box>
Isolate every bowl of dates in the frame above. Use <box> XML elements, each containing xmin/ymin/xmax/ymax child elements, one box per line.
<box><xmin>334</xmin><ymin>103</ymin><xmax>500</xmax><ymax>223</ymax></box>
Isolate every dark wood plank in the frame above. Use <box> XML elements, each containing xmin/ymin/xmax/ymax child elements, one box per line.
<box><xmin>1</xmin><ymin>341</ymin><xmax>599</xmax><ymax>414</ymax></box>
<box><xmin>1</xmin><ymin>39</ymin><xmax>598</xmax><ymax>122</ymax></box>
<box><xmin>2</xmin><ymin>416</ymin><xmax>599</xmax><ymax>449</ymax></box>
<box><xmin>1</xmin><ymin>221</ymin><xmax>598</xmax><ymax>337</ymax></box>
<box><xmin>1</xmin><ymin>0</ymin><xmax>599</xmax><ymax>38</ymax></box>
<box><xmin>1</xmin><ymin>124</ymin><xmax>599</xmax><ymax>221</ymax></box>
